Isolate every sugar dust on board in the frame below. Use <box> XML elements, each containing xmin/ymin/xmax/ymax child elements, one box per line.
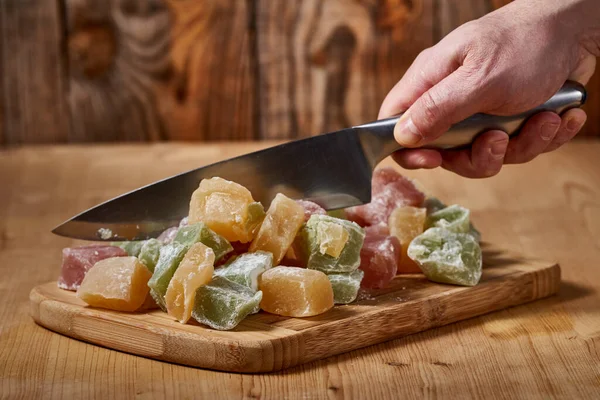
<box><xmin>58</xmin><ymin>169</ymin><xmax>483</xmax><ymax>330</ymax></box>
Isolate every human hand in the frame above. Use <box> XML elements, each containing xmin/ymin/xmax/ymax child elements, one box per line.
<box><xmin>379</xmin><ymin>0</ymin><xmax>598</xmax><ymax>178</ymax></box>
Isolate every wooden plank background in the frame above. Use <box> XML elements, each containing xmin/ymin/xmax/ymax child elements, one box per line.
<box><xmin>0</xmin><ymin>0</ymin><xmax>69</xmax><ymax>145</ymax></box>
<box><xmin>0</xmin><ymin>0</ymin><xmax>598</xmax><ymax>145</ymax></box>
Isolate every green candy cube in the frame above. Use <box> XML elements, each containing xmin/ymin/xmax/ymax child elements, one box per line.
<box><xmin>138</xmin><ymin>238</ymin><xmax>162</xmax><ymax>272</ymax></box>
<box><xmin>295</xmin><ymin>215</ymin><xmax>365</xmax><ymax>273</ymax></box>
<box><xmin>407</xmin><ymin>227</ymin><xmax>482</xmax><ymax>287</ymax></box>
<box><xmin>328</xmin><ymin>270</ymin><xmax>364</xmax><ymax>304</ymax></box>
<box><xmin>173</xmin><ymin>222</ymin><xmax>233</xmax><ymax>260</ymax></box>
<box><xmin>246</xmin><ymin>202</ymin><xmax>266</xmax><ymax>236</ymax></box>
<box><xmin>192</xmin><ymin>276</ymin><xmax>262</xmax><ymax>330</ymax></box>
<box><xmin>426</xmin><ymin>204</ymin><xmax>471</xmax><ymax>234</ymax></box>
<box><xmin>147</xmin><ymin>242</ymin><xmax>187</xmax><ymax>311</ymax></box>
<box><xmin>214</xmin><ymin>251</ymin><xmax>273</xmax><ymax>292</ymax></box>
<box><xmin>112</xmin><ymin>241</ymin><xmax>146</xmax><ymax>257</ymax></box>
<box><xmin>425</xmin><ymin>200</ymin><xmax>481</xmax><ymax>242</ymax></box>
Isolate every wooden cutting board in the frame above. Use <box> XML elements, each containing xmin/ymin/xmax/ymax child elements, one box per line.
<box><xmin>30</xmin><ymin>244</ymin><xmax>560</xmax><ymax>373</ymax></box>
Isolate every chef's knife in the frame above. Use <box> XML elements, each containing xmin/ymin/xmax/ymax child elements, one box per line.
<box><xmin>53</xmin><ymin>81</ymin><xmax>586</xmax><ymax>241</ymax></box>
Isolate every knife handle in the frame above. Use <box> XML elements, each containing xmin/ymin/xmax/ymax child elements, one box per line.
<box><xmin>355</xmin><ymin>81</ymin><xmax>587</xmax><ymax>160</ymax></box>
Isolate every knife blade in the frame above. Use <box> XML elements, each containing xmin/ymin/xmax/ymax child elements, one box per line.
<box><xmin>53</xmin><ymin>81</ymin><xmax>586</xmax><ymax>241</ymax></box>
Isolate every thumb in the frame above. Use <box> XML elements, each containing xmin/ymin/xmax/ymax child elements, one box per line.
<box><xmin>378</xmin><ymin>47</ymin><xmax>460</xmax><ymax>119</ymax></box>
<box><xmin>569</xmin><ymin>52</ymin><xmax>596</xmax><ymax>85</ymax></box>
<box><xmin>394</xmin><ymin>68</ymin><xmax>487</xmax><ymax>147</ymax></box>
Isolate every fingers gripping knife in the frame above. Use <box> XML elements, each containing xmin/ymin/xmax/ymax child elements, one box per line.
<box><xmin>358</xmin><ymin>80</ymin><xmax>587</xmax><ymax>159</ymax></box>
<box><xmin>53</xmin><ymin>81</ymin><xmax>586</xmax><ymax>241</ymax></box>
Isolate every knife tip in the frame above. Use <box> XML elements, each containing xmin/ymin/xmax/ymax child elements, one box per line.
<box><xmin>51</xmin><ymin>222</ymin><xmax>72</xmax><ymax>238</ymax></box>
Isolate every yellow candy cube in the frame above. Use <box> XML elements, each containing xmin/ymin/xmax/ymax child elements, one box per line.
<box><xmin>188</xmin><ymin>177</ymin><xmax>265</xmax><ymax>243</ymax></box>
<box><xmin>249</xmin><ymin>193</ymin><xmax>305</xmax><ymax>264</ymax></box>
<box><xmin>77</xmin><ymin>256</ymin><xmax>152</xmax><ymax>312</ymax></box>
<box><xmin>259</xmin><ymin>266</ymin><xmax>334</xmax><ymax>317</ymax></box>
<box><xmin>317</xmin><ymin>220</ymin><xmax>349</xmax><ymax>258</ymax></box>
<box><xmin>388</xmin><ymin>206</ymin><xmax>427</xmax><ymax>273</ymax></box>
<box><xmin>165</xmin><ymin>242</ymin><xmax>215</xmax><ymax>323</ymax></box>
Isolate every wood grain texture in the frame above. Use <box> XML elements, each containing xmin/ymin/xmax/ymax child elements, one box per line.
<box><xmin>255</xmin><ymin>0</ymin><xmax>434</xmax><ymax>139</ymax></box>
<box><xmin>2</xmin><ymin>142</ymin><xmax>600</xmax><ymax>397</ymax></box>
<box><xmin>159</xmin><ymin>0</ymin><xmax>256</xmax><ymax>140</ymax></box>
<box><xmin>0</xmin><ymin>4</ymin><xmax>4</xmax><ymax>146</ymax></box>
<box><xmin>0</xmin><ymin>0</ymin><xmax>69</xmax><ymax>145</ymax></box>
<box><xmin>66</xmin><ymin>0</ymin><xmax>255</xmax><ymax>142</ymax></box>
<box><xmin>67</xmin><ymin>0</ymin><xmax>171</xmax><ymax>141</ymax></box>
<box><xmin>436</xmin><ymin>0</ymin><xmax>493</xmax><ymax>38</ymax></box>
<box><xmin>1</xmin><ymin>0</ymin><xmax>599</xmax><ymax>144</ymax></box>
<box><xmin>30</xmin><ymin>252</ymin><xmax>559</xmax><ymax>373</ymax></box>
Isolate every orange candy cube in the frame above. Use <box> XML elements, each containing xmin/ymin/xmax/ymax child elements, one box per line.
<box><xmin>249</xmin><ymin>193</ymin><xmax>305</xmax><ymax>264</ymax></box>
<box><xmin>188</xmin><ymin>177</ymin><xmax>265</xmax><ymax>243</ymax></box>
<box><xmin>388</xmin><ymin>206</ymin><xmax>427</xmax><ymax>273</ymax></box>
<box><xmin>77</xmin><ymin>256</ymin><xmax>152</xmax><ymax>312</ymax></box>
<box><xmin>259</xmin><ymin>266</ymin><xmax>334</xmax><ymax>317</ymax></box>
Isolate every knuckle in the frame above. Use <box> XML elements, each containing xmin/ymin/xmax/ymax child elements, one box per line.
<box><xmin>416</xmin><ymin>48</ymin><xmax>432</xmax><ymax>61</ymax></box>
<box><xmin>418</xmin><ymin>90</ymin><xmax>444</xmax><ymax>128</ymax></box>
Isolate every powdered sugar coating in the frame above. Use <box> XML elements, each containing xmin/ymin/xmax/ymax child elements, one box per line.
<box><xmin>58</xmin><ymin>245</ymin><xmax>128</xmax><ymax>291</ymax></box>
<box><xmin>407</xmin><ymin>228</ymin><xmax>482</xmax><ymax>286</ymax></box>
<box><xmin>359</xmin><ymin>230</ymin><xmax>401</xmax><ymax>289</ymax></box>
<box><xmin>346</xmin><ymin>168</ymin><xmax>425</xmax><ymax>226</ymax></box>
<box><xmin>364</xmin><ymin>223</ymin><xmax>390</xmax><ymax>236</ymax></box>
<box><xmin>97</xmin><ymin>228</ymin><xmax>114</xmax><ymax>240</ymax></box>
<box><xmin>426</xmin><ymin>204</ymin><xmax>471</xmax><ymax>233</ymax></box>
<box><xmin>157</xmin><ymin>227</ymin><xmax>179</xmax><ymax>244</ymax></box>
<box><xmin>192</xmin><ymin>276</ymin><xmax>262</xmax><ymax>330</ymax></box>
<box><xmin>259</xmin><ymin>266</ymin><xmax>334</xmax><ymax>317</ymax></box>
<box><xmin>295</xmin><ymin>215</ymin><xmax>365</xmax><ymax>273</ymax></box>
<box><xmin>296</xmin><ymin>200</ymin><xmax>327</xmax><ymax>222</ymax></box>
<box><xmin>215</xmin><ymin>251</ymin><xmax>273</xmax><ymax>291</ymax></box>
<box><xmin>77</xmin><ymin>256</ymin><xmax>152</xmax><ymax>311</ymax></box>
<box><xmin>328</xmin><ymin>270</ymin><xmax>364</xmax><ymax>304</ymax></box>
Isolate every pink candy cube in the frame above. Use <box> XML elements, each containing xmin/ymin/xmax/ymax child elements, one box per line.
<box><xmin>296</xmin><ymin>200</ymin><xmax>326</xmax><ymax>222</ymax></box>
<box><xmin>346</xmin><ymin>168</ymin><xmax>425</xmax><ymax>226</ymax></box>
<box><xmin>157</xmin><ymin>227</ymin><xmax>179</xmax><ymax>244</ymax></box>
<box><xmin>58</xmin><ymin>245</ymin><xmax>128</xmax><ymax>291</ymax></box>
<box><xmin>359</xmin><ymin>231</ymin><xmax>401</xmax><ymax>289</ymax></box>
<box><xmin>364</xmin><ymin>223</ymin><xmax>390</xmax><ymax>237</ymax></box>
<box><xmin>156</xmin><ymin>216</ymin><xmax>188</xmax><ymax>244</ymax></box>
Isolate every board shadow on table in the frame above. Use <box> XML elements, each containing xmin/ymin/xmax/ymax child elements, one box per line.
<box><xmin>555</xmin><ymin>280</ymin><xmax>597</xmax><ymax>311</ymax></box>
<box><xmin>480</xmin><ymin>242</ymin><xmax>531</xmax><ymax>269</ymax></box>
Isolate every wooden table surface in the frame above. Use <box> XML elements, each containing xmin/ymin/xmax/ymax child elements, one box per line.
<box><xmin>1</xmin><ymin>141</ymin><xmax>599</xmax><ymax>399</ymax></box>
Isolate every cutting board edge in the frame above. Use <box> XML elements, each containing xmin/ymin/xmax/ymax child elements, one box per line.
<box><xmin>29</xmin><ymin>284</ymin><xmax>302</xmax><ymax>373</ymax></box>
<box><xmin>299</xmin><ymin>262</ymin><xmax>561</xmax><ymax>365</ymax></box>
<box><xmin>29</xmin><ymin>261</ymin><xmax>561</xmax><ymax>373</ymax></box>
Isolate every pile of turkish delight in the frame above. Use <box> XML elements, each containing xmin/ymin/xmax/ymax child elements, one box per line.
<box><xmin>58</xmin><ymin>168</ymin><xmax>482</xmax><ymax>330</ymax></box>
